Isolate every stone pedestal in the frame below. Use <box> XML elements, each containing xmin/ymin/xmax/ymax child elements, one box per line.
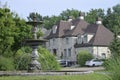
<box><xmin>28</xmin><ymin>46</ymin><xmax>41</xmax><ymax>72</ymax></box>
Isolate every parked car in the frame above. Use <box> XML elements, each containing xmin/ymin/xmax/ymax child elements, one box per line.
<box><xmin>85</xmin><ymin>59</ymin><xmax>103</xmax><ymax>67</ymax></box>
<box><xmin>57</xmin><ymin>59</ymin><xmax>68</xmax><ymax>67</ymax></box>
<box><xmin>57</xmin><ymin>59</ymin><xmax>73</xmax><ymax>67</ymax></box>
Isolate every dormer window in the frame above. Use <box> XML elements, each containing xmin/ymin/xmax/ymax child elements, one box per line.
<box><xmin>77</xmin><ymin>35</ymin><xmax>84</xmax><ymax>44</ymax></box>
<box><xmin>96</xmin><ymin>17</ymin><xmax>102</xmax><ymax>25</ymax></box>
<box><xmin>79</xmin><ymin>12</ymin><xmax>85</xmax><ymax>20</ymax></box>
<box><xmin>52</xmin><ymin>25</ymin><xmax>57</xmax><ymax>34</ymax></box>
<box><xmin>83</xmin><ymin>34</ymin><xmax>87</xmax><ymax>43</ymax></box>
<box><xmin>70</xmin><ymin>25</ymin><xmax>75</xmax><ymax>30</ymax></box>
<box><xmin>67</xmin><ymin>16</ymin><xmax>73</xmax><ymax>22</ymax></box>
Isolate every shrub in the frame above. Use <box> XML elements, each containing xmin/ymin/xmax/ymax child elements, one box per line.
<box><xmin>14</xmin><ymin>54</ymin><xmax>31</xmax><ymax>70</ymax></box>
<box><xmin>38</xmin><ymin>47</ymin><xmax>60</xmax><ymax>71</ymax></box>
<box><xmin>14</xmin><ymin>46</ymin><xmax>60</xmax><ymax>71</ymax></box>
<box><xmin>0</xmin><ymin>56</ymin><xmax>15</xmax><ymax>71</ymax></box>
<box><xmin>77</xmin><ymin>50</ymin><xmax>93</xmax><ymax>67</ymax></box>
<box><xmin>14</xmin><ymin>47</ymin><xmax>31</xmax><ymax>70</ymax></box>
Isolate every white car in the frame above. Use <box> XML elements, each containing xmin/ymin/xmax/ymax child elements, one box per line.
<box><xmin>85</xmin><ymin>59</ymin><xmax>103</xmax><ymax>67</ymax></box>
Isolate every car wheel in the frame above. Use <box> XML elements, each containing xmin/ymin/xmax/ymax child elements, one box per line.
<box><xmin>92</xmin><ymin>64</ymin><xmax>95</xmax><ymax>67</ymax></box>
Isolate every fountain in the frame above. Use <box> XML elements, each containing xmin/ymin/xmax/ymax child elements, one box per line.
<box><xmin>25</xmin><ymin>15</ymin><xmax>47</xmax><ymax>72</ymax></box>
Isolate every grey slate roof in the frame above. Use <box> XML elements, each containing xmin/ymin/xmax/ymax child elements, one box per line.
<box><xmin>45</xmin><ymin>18</ymin><xmax>114</xmax><ymax>47</ymax></box>
<box><xmin>46</xmin><ymin>19</ymin><xmax>89</xmax><ymax>39</ymax></box>
<box><xmin>75</xmin><ymin>24</ymin><xmax>114</xmax><ymax>47</ymax></box>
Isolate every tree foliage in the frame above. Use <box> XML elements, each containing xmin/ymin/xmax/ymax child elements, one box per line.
<box><xmin>109</xmin><ymin>26</ymin><xmax>120</xmax><ymax>57</ymax></box>
<box><xmin>0</xmin><ymin>5</ymin><xmax>32</xmax><ymax>70</ymax></box>
<box><xmin>27</xmin><ymin>12</ymin><xmax>43</xmax><ymax>21</ymax></box>
<box><xmin>85</xmin><ymin>8</ymin><xmax>105</xmax><ymax>24</ymax></box>
<box><xmin>103</xmin><ymin>4</ymin><xmax>120</xmax><ymax>33</ymax></box>
<box><xmin>60</xmin><ymin>9</ymin><xmax>80</xmax><ymax>20</ymax></box>
<box><xmin>43</xmin><ymin>15</ymin><xmax>62</xmax><ymax>29</ymax></box>
<box><xmin>0</xmin><ymin>8</ymin><xmax>16</xmax><ymax>57</ymax></box>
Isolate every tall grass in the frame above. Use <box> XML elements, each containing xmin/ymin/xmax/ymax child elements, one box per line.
<box><xmin>104</xmin><ymin>56</ymin><xmax>120</xmax><ymax>80</ymax></box>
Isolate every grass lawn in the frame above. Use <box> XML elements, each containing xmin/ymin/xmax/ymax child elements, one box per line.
<box><xmin>0</xmin><ymin>73</ymin><xmax>110</xmax><ymax>80</ymax></box>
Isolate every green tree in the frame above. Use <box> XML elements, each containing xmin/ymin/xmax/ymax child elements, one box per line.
<box><xmin>109</xmin><ymin>26</ymin><xmax>120</xmax><ymax>57</ymax></box>
<box><xmin>12</xmin><ymin>14</ymin><xmax>32</xmax><ymax>54</ymax></box>
<box><xmin>60</xmin><ymin>9</ymin><xmax>80</xmax><ymax>20</ymax></box>
<box><xmin>85</xmin><ymin>8</ymin><xmax>105</xmax><ymax>24</ymax></box>
<box><xmin>43</xmin><ymin>9</ymin><xmax>80</xmax><ymax>29</ymax></box>
<box><xmin>103</xmin><ymin>4</ymin><xmax>120</xmax><ymax>33</ymax></box>
<box><xmin>0</xmin><ymin>6</ymin><xmax>32</xmax><ymax>70</ymax></box>
<box><xmin>0</xmin><ymin>8</ymin><xmax>16</xmax><ymax>57</ymax></box>
<box><xmin>27</xmin><ymin>12</ymin><xmax>43</xmax><ymax>21</ymax></box>
<box><xmin>43</xmin><ymin>15</ymin><xmax>61</xmax><ymax>29</ymax></box>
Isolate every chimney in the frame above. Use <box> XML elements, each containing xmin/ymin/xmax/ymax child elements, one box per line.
<box><xmin>67</xmin><ymin>16</ymin><xmax>73</xmax><ymax>22</ymax></box>
<box><xmin>79</xmin><ymin>12</ymin><xmax>84</xmax><ymax>20</ymax></box>
<box><xmin>96</xmin><ymin>17</ymin><xmax>102</xmax><ymax>24</ymax></box>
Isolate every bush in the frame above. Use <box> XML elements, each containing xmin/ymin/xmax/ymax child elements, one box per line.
<box><xmin>14</xmin><ymin>47</ymin><xmax>31</xmax><ymax>70</ymax></box>
<box><xmin>14</xmin><ymin>54</ymin><xmax>31</xmax><ymax>70</ymax></box>
<box><xmin>0</xmin><ymin>56</ymin><xmax>15</xmax><ymax>71</ymax></box>
<box><xmin>38</xmin><ymin>47</ymin><xmax>60</xmax><ymax>71</ymax></box>
<box><xmin>77</xmin><ymin>50</ymin><xmax>93</xmax><ymax>67</ymax></box>
<box><xmin>104</xmin><ymin>57</ymin><xmax>120</xmax><ymax>80</ymax></box>
<box><xmin>14</xmin><ymin>46</ymin><xmax>60</xmax><ymax>71</ymax></box>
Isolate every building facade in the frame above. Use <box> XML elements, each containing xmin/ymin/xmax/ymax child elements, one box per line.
<box><xmin>45</xmin><ymin>13</ymin><xmax>114</xmax><ymax>64</ymax></box>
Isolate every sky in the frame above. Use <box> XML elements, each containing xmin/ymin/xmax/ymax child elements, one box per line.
<box><xmin>0</xmin><ymin>0</ymin><xmax>120</xmax><ymax>19</ymax></box>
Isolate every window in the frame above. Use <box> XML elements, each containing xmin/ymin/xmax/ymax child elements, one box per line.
<box><xmin>64</xmin><ymin>49</ymin><xmax>67</xmax><ymax>58</ymax></box>
<box><xmin>53</xmin><ymin>49</ymin><xmax>57</xmax><ymax>56</ymax></box>
<box><xmin>48</xmin><ymin>40</ymin><xmax>50</xmax><ymax>46</ymax></box>
<box><xmin>66</xmin><ymin>38</ymin><xmax>69</xmax><ymax>44</ymax></box>
<box><xmin>84</xmin><ymin>35</ymin><xmax>87</xmax><ymax>43</ymax></box>
<box><xmin>60</xmin><ymin>52</ymin><xmax>63</xmax><ymax>59</ymax></box>
<box><xmin>53</xmin><ymin>38</ymin><xmax>55</xmax><ymax>45</ymax></box>
<box><xmin>102</xmin><ymin>53</ymin><xmax>106</xmax><ymax>58</ymax></box>
<box><xmin>68</xmin><ymin>48</ymin><xmax>71</xmax><ymax>57</ymax></box>
<box><xmin>53</xmin><ymin>25</ymin><xmax>57</xmax><ymax>34</ymax></box>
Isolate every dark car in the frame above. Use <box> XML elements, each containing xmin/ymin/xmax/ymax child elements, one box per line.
<box><xmin>57</xmin><ymin>59</ymin><xmax>68</xmax><ymax>67</ymax></box>
<box><xmin>57</xmin><ymin>59</ymin><xmax>74</xmax><ymax>67</ymax></box>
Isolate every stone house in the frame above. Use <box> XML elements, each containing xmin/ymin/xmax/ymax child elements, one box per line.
<box><xmin>45</xmin><ymin>13</ymin><xmax>114</xmax><ymax>64</ymax></box>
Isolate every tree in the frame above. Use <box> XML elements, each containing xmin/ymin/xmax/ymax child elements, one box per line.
<box><xmin>43</xmin><ymin>15</ymin><xmax>61</xmax><ymax>29</ymax></box>
<box><xmin>42</xmin><ymin>9</ymin><xmax>80</xmax><ymax>29</ymax></box>
<box><xmin>12</xmin><ymin>14</ymin><xmax>32</xmax><ymax>54</ymax></box>
<box><xmin>103</xmin><ymin>4</ymin><xmax>120</xmax><ymax>33</ymax></box>
<box><xmin>27</xmin><ymin>12</ymin><xmax>43</xmax><ymax>21</ymax></box>
<box><xmin>0</xmin><ymin>6</ymin><xmax>32</xmax><ymax>70</ymax></box>
<box><xmin>109</xmin><ymin>26</ymin><xmax>120</xmax><ymax>57</ymax></box>
<box><xmin>0</xmin><ymin>8</ymin><xmax>17</xmax><ymax>57</ymax></box>
<box><xmin>60</xmin><ymin>9</ymin><xmax>80</xmax><ymax>20</ymax></box>
<box><xmin>85</xmin><ymin>8</ymin><xmax>105</xmax><ymax>24</ymax></box>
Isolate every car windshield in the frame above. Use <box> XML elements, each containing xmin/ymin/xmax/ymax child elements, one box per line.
<box><xmin>93</xmin><ymin>59</ymin><xmax>102</xmax><ymax>62</ymax></box>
